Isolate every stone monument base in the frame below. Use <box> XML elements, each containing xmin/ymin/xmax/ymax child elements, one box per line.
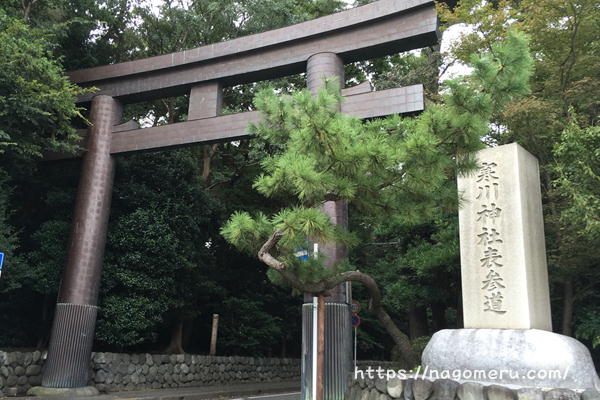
<box><xmin>422</xmin><ymin>329</ymin><xmax>600</xmax><ymax>390</ymax></box>
<box><xmin>27</xmin><ymin>385</ymin><xmax>99</xmax><ymax>397</ymax></box>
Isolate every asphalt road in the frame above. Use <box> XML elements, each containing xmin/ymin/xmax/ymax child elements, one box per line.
<box><xmin>230</xmin><ymin>392</ymin><xmax>301</xmax><ymax>400</ymax></box>
<box><xmin>8</xmin><ymin>380</ymin><xmax>300</xmax><ymax>400</ymax></box>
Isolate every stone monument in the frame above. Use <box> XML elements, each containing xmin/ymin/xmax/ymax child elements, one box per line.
<box><xmin>422</xmin><ymin>143</ymin><xmax>600</xmax><ymax>390</ymax></box>
<box><xmin>459</xmin><ymin>143</ymin><xmax>552</xmax><ymax>330</ymax></box>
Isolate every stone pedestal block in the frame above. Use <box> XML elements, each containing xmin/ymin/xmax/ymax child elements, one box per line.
<box><xmin>422</xmin><ymin>329</ymin><xmax>600</xmax><ymax>390</ymax></box>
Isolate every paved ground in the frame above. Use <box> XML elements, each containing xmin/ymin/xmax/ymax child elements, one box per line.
<box><xmin>7</xmin><ymin>381</ymin><xmax>300</xmax><ymax>400</ymax></box>
<box><xmin>228</xmin><ymin>391</ymin><xmax>300</xmax><ymax>400</ymax></box>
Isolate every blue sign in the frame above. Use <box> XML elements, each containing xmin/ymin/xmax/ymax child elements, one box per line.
<box><xmin>0</xmin><ymin>252</ymin><xmax>4</xmax><ymax>270</ymax></box>
<box><xmin>294</xmin><ymin>249</ymin><xmax>309</xmax><ymax>261</ymax></box>
<box><xmin>351</xmin><ymin>314</ymin><xmax>361</xmax><ymax>328</ymax></box>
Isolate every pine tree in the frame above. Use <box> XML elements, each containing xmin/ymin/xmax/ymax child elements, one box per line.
<box><xmin>221</xmin><ymin>31</ymin><xmax>533</xmax><ymax>366</ymax></box>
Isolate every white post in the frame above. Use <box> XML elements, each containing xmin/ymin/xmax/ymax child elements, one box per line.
<box><xmin>312</xmin><ymin>296</ymin><xmax>318</xmax><ymax>400</ymax></box>
<box><xmin>354</xmin><ymin>326</ymin><xmax>357</xmax><ymax>369</ymax></box>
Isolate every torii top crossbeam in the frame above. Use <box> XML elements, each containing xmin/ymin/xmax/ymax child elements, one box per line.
<box><xmin>48</xmin><ymin>0</ymin><xmax>438</xmax><ymax>160</ymax></box>
<box><xmin>69</xmin><ymin>0</ymin><xmax>437</xmax><ymax>104</ymax></box>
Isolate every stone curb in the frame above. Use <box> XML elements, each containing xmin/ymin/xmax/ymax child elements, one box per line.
<box><xmin>346</xmin><ymin>375</ymin><xmax>600</xmax><ymax>400</ymax></box>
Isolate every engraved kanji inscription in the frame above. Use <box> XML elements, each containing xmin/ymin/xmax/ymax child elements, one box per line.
<box><xmin>484</xmin><ymin>291</ymin><xmax>507</xmax><ymax>314</ymax></box>
<box><xmin>481</xmin><ymin>269</ymin><xmax>506</xmax><ymax>291</ymax></box>
<box><xmin>476</xmin><ymin>203</ymin><xmax>502</xmax><ymax>224</ymax></box>
<box><xmin>474</xmin><ymin>161</ymin><xmax>508</xmax><ymax>314</ymax></box>
<box><xmin>477</xmin><ymin>227</ymin><xmax>503</xmax><ymax>246</ymax></box>
<box><xmin>476</xmin><ymin>162</ymin><xmax>499</xmax><ymax>182</ymax></box>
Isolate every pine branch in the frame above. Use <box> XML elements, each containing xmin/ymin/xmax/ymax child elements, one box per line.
<box><xmin>257</xmin><ymin>230</ymin><xmax>418</xmax><ymax>367</ymax></box>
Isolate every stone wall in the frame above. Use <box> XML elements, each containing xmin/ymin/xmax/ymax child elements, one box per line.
<box><xmin>90</xmin><ymin>353</ymin><xmax>299</xmax><ymax>393</ymax></box>
<box><xmin>346</xmin><ymin>373</ymin><xmax>600</xmax><ymax>400</ymax></box>
<box><xmin>0</xmin><ymin>351</ymin><xmax>300</xmax><ymax>396</ymax></box>
<box><xmin>0</xmin><ymin>351</ymin><xmax>44</xmax><ymax>396</ymax></box>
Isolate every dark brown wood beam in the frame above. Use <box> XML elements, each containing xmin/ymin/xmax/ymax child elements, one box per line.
<box><xmin>68</xmin><ymin>0</ymin><xmax>438</xmax><ymax>104</ymax></box>
<box><xmin>48</xmin><ymin>84</ymin><xmax>423</xmax><ymax>160</ymax></box>
<box><xmin>112</xmin><ymin>111</ymin><xmax>260</xmax><ymax>154</ymax></box>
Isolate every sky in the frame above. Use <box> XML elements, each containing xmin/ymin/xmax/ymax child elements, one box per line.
<box><xmin>440</xmin><ymin>23</ymin><xmax>474</xmax><ymax>80</ymax></box>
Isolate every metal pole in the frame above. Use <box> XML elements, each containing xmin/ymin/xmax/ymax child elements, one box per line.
<box><xmin>210</xmin><ymin>314</ymin><xmax>219</xmax><ymax>356</ymax></box>
<box><xmin>312</xmin><ymin>297</ymin><xmax>318</xmax><ymax>400</ymax></box>
<box><xmin>354</xmin><ymin>326</ymin><xmax>357</xmax><ymax>369</ymax></box>
<box><xmin>317</xmin><ymin>295</ymin><xmax>325</xmax><ymax>400</ymax></box>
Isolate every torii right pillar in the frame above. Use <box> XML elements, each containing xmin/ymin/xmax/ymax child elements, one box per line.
<box><xmin>422</xmin><ymin>143</ymin><xmax>600</xmax><ymax>390</ymax></box>
<box><xmin>300</xmin><ymin>52</ymin><xmax>352</xmax><ymax>400</ymax></box>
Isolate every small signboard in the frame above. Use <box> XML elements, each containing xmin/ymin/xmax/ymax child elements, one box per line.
<box><xmin>351</xmin><ymin>300</ymin><xmax>361</xmax><ymax>314</ymax></box>
<box><xmin>294</xmin><ymin>249</ymin><xmax>309</xmax><ymax>261</ymax></box>
<box><xmin>351</xmin><ymin>314</ymin><xmax>361</xmax><ymax>328</ymax></box>
<box><xmin>0</xmin><ymin>252</ymin><xmax>4</xmax><ymax>278</ymax></box>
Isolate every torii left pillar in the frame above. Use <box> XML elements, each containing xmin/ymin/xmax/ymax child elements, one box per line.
<box><xmin>40</xmin><ymin>95</ymin><xmax>122</xmax><ymax>391</ymax></box>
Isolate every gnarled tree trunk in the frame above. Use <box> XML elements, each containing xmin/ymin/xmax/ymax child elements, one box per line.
<box><xmin>258</xmin><ymin>230</ymin><xmax>419</xmax><ymax>367</ymax></box>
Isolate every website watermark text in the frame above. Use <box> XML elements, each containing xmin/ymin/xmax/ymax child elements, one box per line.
<box><xmin>353</xmin><ymin>366</ymin><xmax>570</xmax><ymax>382</ymax></box>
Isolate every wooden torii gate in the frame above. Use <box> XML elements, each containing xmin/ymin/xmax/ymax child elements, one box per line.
<box><xmin>40</xmin><ymin>0</ymin><xmax>438</xmax><ymax>396</ymax></box>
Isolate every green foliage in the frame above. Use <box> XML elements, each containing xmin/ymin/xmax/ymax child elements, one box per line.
<box><xmin>468</xmin><ymin>30</ymin><xmax>532</xmax><ymax>112</ymax></box>
<box><xmin>96</xmin><ymin>293</ymin><xmax>169</xmax><ymax>348</ymax></box>
<box><xmin>222</xmin><ymin>31</ymin><xmax>533</xmax><ymax>290</ymax></box>
<box><xmin>575</xmin><ymin>309</ymin><xmax>600</xmax><ymax>349</ymax></box>
<box><xmin>97</xmin><ymin>149</ymin><xmax>219</xmax><ymax>349</ymax></box>
<box><xmin>0</xmin><ymin>10</ymin><xmax>85</xmax><ymax>346</ymax></box>
<box><xmin>17</xmin><ymin>220</ymin><xmax>69</xmax><ymax>294</ymax></box>
<box><xmin>0</xmin><ymin>10</ymin><xmax>86</xmax><ymax>160</ymax></box>
<box><xmin>553</xmin><ymin>115</ymin><xmax>600</xmax><ymax>240</ymax></box>
<box><xmin>217</xmin><ymin>297</ymin><xmax>282</xmax><ymax>356</ymax></box>
<box><xmin>366</xmin><ymin>51</ymin><xmax>439</xmax><ymax>95</ymax></box>
<box><xmin>266</xmin><ymin>257</ymin><xmax>333</xmax><ymax>287</ymax></box>
<box><xmin>369</xmin><ymin>217</ymin><xmax>461</xmax><ymax>314</ymax></box>
<box><xmin>220</xmin><ymin>211</ymin><xmax>272</xmax><ymax>254</ymax></box>
<box><xmin>401</xmin><ymin>218</ymin><xmax>460</xmax><ymax>277</ymax></box>
<box><xmin>0</xmin><ymin>170</ymin><xmax>20</xmax><ymax>291</ymax></box>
